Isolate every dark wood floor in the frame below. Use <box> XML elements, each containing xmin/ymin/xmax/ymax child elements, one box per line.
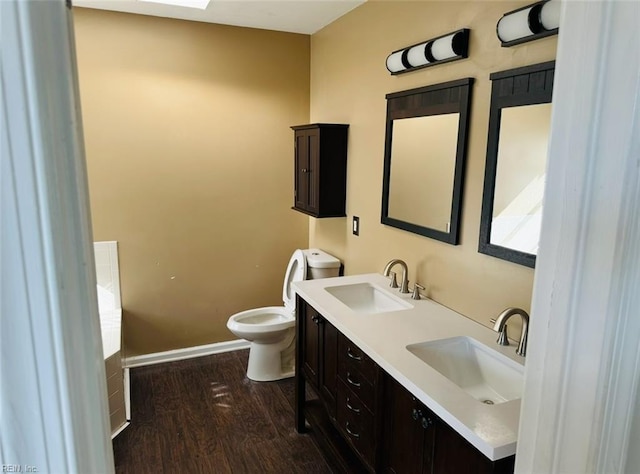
<box><xmin>113</xmin><ymin>350</ymin><xmax>334</xmax><ymax>473</ymax></box>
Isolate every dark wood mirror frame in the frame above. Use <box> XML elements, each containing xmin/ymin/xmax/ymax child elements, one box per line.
<box><xmin>381</xmin><ymin>78</ymin><xmax>474</xmax><ymax>245</ymax></box>
<box><xmin>478</xmin><ymin>60</ymin><xmax>555</xmax><ymax>268</ymax></box>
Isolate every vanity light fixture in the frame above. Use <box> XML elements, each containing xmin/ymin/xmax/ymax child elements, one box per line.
<box><xmin>496</xmin><ymin>0</ymin><xmax>560</xmax><ymax>47</ymax></box>
<box><xmin>385</xmin><ymin>28</ymin><xmax>470</xmax><ymax>75</ymax></box>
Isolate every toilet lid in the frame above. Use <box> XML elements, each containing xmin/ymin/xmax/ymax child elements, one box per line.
<box><xmin>283</xmin><ymin>249</ymin><xmax>307</xmax><ymax>311</ymax></box>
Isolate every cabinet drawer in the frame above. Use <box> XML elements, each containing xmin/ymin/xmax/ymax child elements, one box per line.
<box><xmin>338</xmin><ymin>363</ymin><xmax>376</xmax><ymax>410</ymax></box>
<box><xmin>338</xmin><ymin>334</ymin><xmax>377</xmax><ymax>381</ymax></box>
<box><xmin>337</xmin><ymin>380</ymin><xmax>375</xmax><ymax>467</ymax></box>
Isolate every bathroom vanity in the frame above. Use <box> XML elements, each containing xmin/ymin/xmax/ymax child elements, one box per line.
<box><xmin>294</xmin><ymin>274</ymin><xmax>522</xmax><ymax>473</ymax></box>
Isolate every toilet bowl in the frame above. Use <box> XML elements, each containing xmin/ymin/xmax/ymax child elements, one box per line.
<box><xmin>227</xmin><ymin>248</ymin><xmax>340</xmax><ymax>382</ymax></box>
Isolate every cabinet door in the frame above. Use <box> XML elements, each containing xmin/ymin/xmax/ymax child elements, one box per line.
<box><xmin>294</xmin><ymin>129</ymin><xmax>319</xmax><ymax>215</ymax></box>
<box><xmin>383</xmin><ymin>376</ymin><xmax>430</xmax><ymax>474</ymax></box>
<box><xmin>319</xmin><ymin>318</ymin><xmax>338</xmax><ymax>418</ymax></box>
<box><xmin>301</xmin><ymin>304</ymin><xmax>320</xmax><ymax>385</ymax></box>
<box><xmin>432</xmin><ymin>422</ymin><xmax>514</xmax><ymax>474</ymax></box>
<box><xmin>383</xmin><ymin>374</ymin><xmax>515</xmax><ymax>474</ymax></box>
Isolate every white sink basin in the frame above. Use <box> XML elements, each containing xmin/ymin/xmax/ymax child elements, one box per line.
<box><xmin>324</xmin><ymin>282</ymin><xmax>413</xmax><ymax>314</ymax></box>
<box><xmin>407</xmin><ymin>336</ymin><xmax>524</xmax><ymax>405</ymax></box>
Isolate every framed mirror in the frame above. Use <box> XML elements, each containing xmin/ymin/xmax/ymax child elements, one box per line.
<box><xmin>479</xmin><ymin>61</ymin><xmax>555</xmax><ymax>267</ymax></box>
<box><xmin>381</xmin><ymin>78</ymin><xmax>474</xmax><ymax>244</ymax></box>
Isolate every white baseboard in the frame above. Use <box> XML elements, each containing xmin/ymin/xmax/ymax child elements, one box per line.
<box><xmin>123</xmin><ymin>339</ymin><xmax>250</xmax><ymax>368</ymax></box>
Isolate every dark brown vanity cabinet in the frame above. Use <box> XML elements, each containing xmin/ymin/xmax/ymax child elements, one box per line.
<box><xmin>383</xmin><ymin>376</ymin><xmax>515</xmax><ymax>474</ymax></box>
<box><xmin>296</xmin><ymin>297</ymin><xmax>515</xmax><ymax>473</ymax></box>
<box><xmin>297</xmin><ymin>297</ymin><xmax>339</xmax><ymax>420</ymax></box>
<box><xmin>291</xmin><ymin>123</ymin><xmax>348</xmax><ymax>218</ymax></box>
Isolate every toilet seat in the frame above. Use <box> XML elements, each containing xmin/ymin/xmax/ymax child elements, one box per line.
<box><xmin>226</xmin><ymin>249</ymin><xmax>307</xmax><ymax>337</ymax></box>
<box><xmin>282</xmin><ymin>249</ymin><xmax>307</xmax><ymax>311</ymax></box>
<box><xmin>226</xmin><ymin>307</ymin><xmax>294</xmax><ymax>341</ymax></box>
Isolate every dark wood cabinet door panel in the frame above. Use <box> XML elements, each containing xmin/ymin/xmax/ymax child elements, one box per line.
<box><xmin>320</xmin><ymin>317</ymin><xmax>338</xmax><ymax>419</ymax></box>
<box><xmin>383</xmin><ymin>375</ymin><xmax>428</xmax><ymax>474</ymax></box>
<box><xmin>433</xmin><ymin>422</ymin><xmax>515</xmax><ymax>474</ymax></box>
<box><xmin>294</xmin><ymin>131</ymin><xmax>311</xmax><ymax>212</ymax></box>
<box><xmin>301</xmin><ymin>304</ymin><xmax>320</xmax><ymax>386</ymax></box>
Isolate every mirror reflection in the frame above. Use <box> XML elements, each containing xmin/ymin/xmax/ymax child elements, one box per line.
<box><xmin>490</xmin><ymin>103</ymin><xmax>552</xmax><ymax>254</ymax></box>
<box><xmin>388</xmin><ymin>114</ymin><xmax>460</xmax><ymax>232</ymax></box>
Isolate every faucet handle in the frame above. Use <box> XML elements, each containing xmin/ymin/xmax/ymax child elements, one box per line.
<box><xmin>411</xmin><ymin>283</ymin><xmax>425</xmax><ymax>300</ymax></box>
<box><xmin>389</xmin><ymin>271</ymin><xmax>399</xmax><ymax>288</ymax></box>
<box><xmin>490</xmin><ymin>318</ymin><xmax>510</xmax><ymax>346</ymax></box>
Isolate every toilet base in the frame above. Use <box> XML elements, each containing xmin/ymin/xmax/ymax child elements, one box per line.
<box><xmin>246</xmin><ymin>329</ymin><xmax>296</xmax><ymax>382</ymax></box>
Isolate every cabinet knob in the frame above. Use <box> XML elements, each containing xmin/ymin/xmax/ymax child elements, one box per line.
<box><xmin>412</xmin><ymin>408</ymin><xmax>422</xmax><ymax>421</ymax></box>
<box><xmin>421</xmin><ymin>416</ymin><xmax>433</xmax><ymax>430</ymax></box>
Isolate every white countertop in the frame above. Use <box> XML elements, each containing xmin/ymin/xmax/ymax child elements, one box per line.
<box><xmin>293</xmin><ymin>273</ymin><xmax>524</xmax><ymax>461</ymax></box>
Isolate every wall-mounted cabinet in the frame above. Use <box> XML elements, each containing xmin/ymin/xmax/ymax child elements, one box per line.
<box><xmin>291</xmin><ymin>123</ymin><xmax>349</xmax><ymax>218</ymax></box>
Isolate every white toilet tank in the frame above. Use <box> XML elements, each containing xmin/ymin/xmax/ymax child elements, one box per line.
<box><xmin>303</xmin><ymin>248</ymin><xmax>341</xmax><ymax>279</ymax></box>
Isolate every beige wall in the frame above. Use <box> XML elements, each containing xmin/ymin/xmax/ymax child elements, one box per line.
<box><xmin>74</xmin><ymin>9</ymin><xmax>310</xmax><ymax>356</ymax></box>
<box><xmin>309</xmin><ymin>1</ymin><xmax>557</xmax><ymax>330</ymax></box>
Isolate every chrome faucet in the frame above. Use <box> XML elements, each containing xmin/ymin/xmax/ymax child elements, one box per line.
<box><xmin>492</xmin><ymin>307</ymin><xmax>529</xmax><ymax>357</ymax></box>
<box><xmin>383</xmin><ymin>259</ymin><xmax>410</xmax><ymax>293</ymax></box>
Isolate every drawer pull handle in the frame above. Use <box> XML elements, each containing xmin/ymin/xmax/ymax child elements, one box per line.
<box><xmin>421</xmin><ymin>416</ymin><xmax>433</xmax><ymax>430</ymax></box>
<box><xmin>346</xmin><ymin>397</ymin><xmax>361</xmax><ymax>414</ymax></box>
<box><xmin>345</xmin><ymin>422</ymin><xmax>360</xmax><ymax>439</ymax></box>
<box><xmin>346</xmin><ymin>372</ymin><xmax>361</xmax><ymax>388</ymax></box>
<box><xmin>346</xmin><ymin>347</ymin><xmax>362</xmax><ymax>361</ymax></box>
<box><xmin>412</xmin><ymin>408</ymin><xmax>423</xmax><ymax>421</ymax></box>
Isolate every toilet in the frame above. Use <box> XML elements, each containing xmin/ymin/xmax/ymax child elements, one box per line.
<box><xmin>227</xmin><ymin>248</ymin><xmax>341</xmax><ymax>382</ymax></box>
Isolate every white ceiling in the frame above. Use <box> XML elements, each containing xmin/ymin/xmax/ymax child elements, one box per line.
<box><xmin>73</xmin><ymin>0</ymin><xmax>366</xmax><ymax>35</ymax></box>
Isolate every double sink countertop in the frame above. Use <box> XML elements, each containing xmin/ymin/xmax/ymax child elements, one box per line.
<box><xmin>293</xmin><ymin>273</ymin><xmax>525</xmax><ymax>461</ymax></box>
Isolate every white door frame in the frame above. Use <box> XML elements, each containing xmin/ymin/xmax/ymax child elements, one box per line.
<box><xmin>1</xmin><ymin>1</ymin><xmax>114</xmax><ymax>472</ymax></box>
<box><xmin>516</xmin><ymin>1</ymin><xmax>640</xmax><ymax>472</ymax></box>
